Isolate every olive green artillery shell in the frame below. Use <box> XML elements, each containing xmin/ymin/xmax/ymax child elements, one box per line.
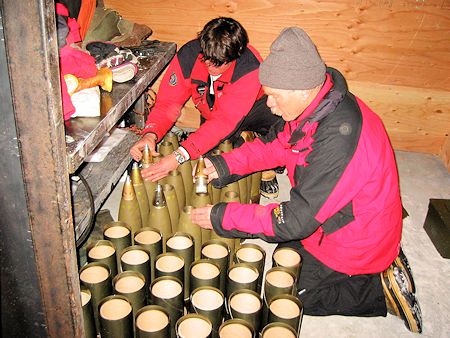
<box><xmin>147</xmin><ymin>184</ymin><xmax>172</xmax><ymax>250</ymax></box>
<box><xmin>191</xmin><ymin>191</ymin><xmax>212</xmax><ymax>245</ymax></box>
<box><xmin>164</xmin><ymin>131</ymin><xmax>180</xmax><ymax>149</ymax></box>
<box><xmin>178</xmin><ymin>160</ymin><xmax>193</xmax><ymax>205</ymax></box>
<box><xmin>158</xmin><ymin>140</ymin><xmax>174</xmax><ymax>157</ymax></box>
<box><xmin>177</xmin><ymin>206</ymin><xmax>202</xmax><ymax>260</ymax></box>
<box><xmin>118</xmin><ymin>176</ymin><xmax>142</xmax><ymax>235</ymax></box>
<box><xmin>163</xmin><ymin>183</ymin><xmax>180</xmax><ymax>233</ymax></box>
<box><xmin>238</xmin><ymin>177</ymin><xmax>249</xmax><ymax>204</ymax></box>
<box><xmin>214</xmin><ymin>190</ymin><xmax>240</xmax><ymax>255</ymax></box>
<box><xmin>218</xmin><ymin>139</ymin><xmax>233</xmax><ymax>153</ymax></box>
<box><xmin>166</xmin><ymin>169</ymin><xmax>186</xmax><ymax>212</ymax></box>
<box><xmin>131</xmin><ymin>163</ymin><xmax>150</xmax><ymax>226</ymax></box>
<box><xmin>250</xmin><ymin>171</ymin><xmax>262</xmax><ymax>204</ymax></box>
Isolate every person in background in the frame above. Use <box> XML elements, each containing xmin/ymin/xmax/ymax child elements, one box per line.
<box><xmin>130</xmin><ymin>17</ymin><xmax>281</xmax><ymax>198</ymax></box>
<box><xmin>191</xmin><ymin>27</ymin><xmax>422</xmax><ymax>333</ymax></box>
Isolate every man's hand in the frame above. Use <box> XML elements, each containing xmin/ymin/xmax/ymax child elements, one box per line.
<box><xmin>141</xmin><ymin>153</ymin><xmax>179</xmax><ymax>182</ymax></box>
<box><xmin>192</xmin><ymin>157</ymin><xmax>219</xmax><ymax>182</ymax></box>
<box><xmin>191</xmin><ymin>205</ymin><xmax>214</xmax><ymax>229</ymax></box>
<box><xmin>130</xmin><ymin>133</ymin><xmax>158</xmax><ymax>162</ymax></box>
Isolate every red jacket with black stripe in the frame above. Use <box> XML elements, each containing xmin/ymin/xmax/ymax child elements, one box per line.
<box><xmin>141</xmin><ymin>39</ymin><xmax>265</xmax><ymax>159</ymax></box>
<box><xmin>209</xmin><ymin>68</ymin><xmax>402</xmax><ymax>275</ymax></box>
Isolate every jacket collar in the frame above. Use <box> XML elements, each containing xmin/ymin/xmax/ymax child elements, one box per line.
<box><xmin>191</xmin><ymin>54</ymin><xmax>237</xmax><ymax>84</ymax></box>
<box><xmin>288</xmin><ymin>68</ymin><xmax>347</xmax><ymax>144</ymax></box>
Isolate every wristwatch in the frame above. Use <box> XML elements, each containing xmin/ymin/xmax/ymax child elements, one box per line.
<box><xmin>173</xmin><ymin>149</ymin><xmax>187</xmax><ymax>164</ymax></box>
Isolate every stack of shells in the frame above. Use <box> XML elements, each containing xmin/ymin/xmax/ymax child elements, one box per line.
<box><xmin>79</xmin><ymin>131</ymin><xmax>303</xmax><ymax>338</ymax></box>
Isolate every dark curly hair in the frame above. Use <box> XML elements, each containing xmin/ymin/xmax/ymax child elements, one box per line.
<box><xmin>198</xmin><ymin>17</ymin><xmax>249</xmax><ymax>66</ymax></box>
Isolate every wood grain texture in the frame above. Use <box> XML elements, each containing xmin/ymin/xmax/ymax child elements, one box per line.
<box><xmin>105</xmin><ymin>0</ymin><xmax>450</xmax><ymax>168</ymax></box>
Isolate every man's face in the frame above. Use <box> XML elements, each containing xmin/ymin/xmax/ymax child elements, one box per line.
<box><xmin>263</xmin><ymin>86</ymin><xmax>313</xmax><ymax>121</ymax></box>
<box><xmin>204</xmin><ymin>60</ymin><xmax>231</xmax><ymax>76</ymax></box>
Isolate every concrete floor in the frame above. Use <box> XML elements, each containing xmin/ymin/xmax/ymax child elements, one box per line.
<box><xmin>102</xmin><ymin>150</ymin><xmax>450</xmax><ymax>337</ymax></box>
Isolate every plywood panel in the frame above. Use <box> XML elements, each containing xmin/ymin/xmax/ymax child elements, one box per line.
<box><xmin>441</xmin><ymin>136</ymin><xmax>450</xmax><ymax>169</ymax></box>
<box><xmin>350</xmin><ymin>81</ymin><xmax>450</xmax><ymax>153</ymax></box>
<box><xmin>106</xmin><ymin>0</ymin><xmax>450</xmax><ymax>91</ymax></box>
<box><xmin>105</xmin><ymin>0</ymin><xmax>450</xmax><ymax>168</ymax></box>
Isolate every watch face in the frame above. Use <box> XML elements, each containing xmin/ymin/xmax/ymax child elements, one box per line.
<box><xmin>174</xmin><ymin>151</ymin><xmax>185</xmax><ymax>164</ymax></box>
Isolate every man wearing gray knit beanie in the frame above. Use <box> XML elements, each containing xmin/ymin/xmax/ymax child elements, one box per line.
<box><xmin>191</xmin><ymin>27</ymin><xmax>422</xmax><ymax>333</ymax></box>
<box><xmin>259</xmin><ymin>27</ymin><xmax>326</xmax><ymax>91</ymax></box>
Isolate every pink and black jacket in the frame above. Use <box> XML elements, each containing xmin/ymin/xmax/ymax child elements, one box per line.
<box><xmin>142</xmin><ymin>39</ymin><xmax>266</xmax><ymax>159</ymax></box>
<box><xmin>209</xmin><ymin>68</ymin><xmax>402</xmax><ymax>276</ymax></box>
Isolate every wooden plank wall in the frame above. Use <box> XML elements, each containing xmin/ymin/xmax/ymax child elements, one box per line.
<box><xmin>105</xmin><ymin>0</ymin><xmax>450</xmax><ymax>169</ymax></box>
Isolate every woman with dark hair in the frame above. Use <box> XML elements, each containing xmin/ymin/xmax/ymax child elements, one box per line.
<box><xmin>130</xmin><ymin>17</ymin><xmax>281</xmax><ymax>198</ymax></box>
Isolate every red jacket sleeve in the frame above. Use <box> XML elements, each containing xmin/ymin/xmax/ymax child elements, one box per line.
<box><xmin>208</xmin><ymin>136</ymin><xmax>287</xmax><ymax>238</ymax></box>
<box><xmin>221</xmin><ymin>136</ymin><xmax>287</xmax><ymax>176</ymax></box>
<box><xmin>180</xmin><ymin>70</ymin><xmax>261</xmax><ymax>159</ymax></box>
<box><xmin>142</xmin><ymin>56</ymin><xmax>191</xmax><ymax>140</ymax></box>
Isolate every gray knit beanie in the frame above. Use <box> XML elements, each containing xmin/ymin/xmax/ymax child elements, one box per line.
<box><xmin>259</xmin><ymin>27</ymin><xmax>326</xmax><ymax>90</ymax></box>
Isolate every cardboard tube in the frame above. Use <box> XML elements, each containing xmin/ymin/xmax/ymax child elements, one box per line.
<box><xmin>113</xmin><ymin>270</ymin><xmax>146</xmax><ymax>317</ymax></box>
<box><xmin>120</xmin><ymin>245</ymin><xmax>151</xmax><ymax>301</ymax></box>
<box><xmin>134</xmin><ymin>227</ymin><xmax>163</xmax><ymax>284</ymax></box>
<box><xmin>272</xmin><ymin>247</ymin><xmax>303</xmax><ymax>283</ymax></box>
<box><xmin>176</xmin><ymin>313</ymin><xmax>213</xmax><ymax>338</ymax></box>
<box><xmin>190</xmin><ymin>286</ymin><xmax>224</xmax><ymax>338</ymax></box>
<box><xmin>228</xmin><ymin>289</ymin><xmax>262</xmax><ymax>333</ymax></box>
<box><xmin>150</xmin><ymin>276</ymin><xmax>184</xmax><ymax>337</ymax></box>
<box><xmin>155</xmin><ymin>252</ymin><xmax>185</xmax><ymax>286</ymax></box>
<box><xmin>135</xmin><ymin>305</ymin><xmax>170</xmax><ymax>338</ymax></box>
<box><xmin>190</xmin><ymin>259</ymin><xmax>221</xmax><ymax>294</ymax></box>
<box><xmin>218</xmin><ymin>318</ymin><xmax>254</xmax><ymax>338</ymax></box>
<box><xmin>268</xmin><ymin>294</ymin><xmax>303</xmax><ymax>336</ymax></box>
<box><xmin>167</xmin><ymin>232</ymin><xmax>195</xmax><ymax>301</ymax></box>
<box><xmin>234</xmin><ymin>243</ymin><xmax>266</xmax><ymax>294</ymax></box>
<box><xmin>226</xmin><ymin>263</ymin><xmax>259</xmax><ymax>301</ymax></box>
<box><xmin>87</xmin><ymin>239</ymin><xmax>118</xmax><ymax>278</ymax></box>
<box><xmin>98</xmin><ymin>295</ymin><xmax>133</xmax><ymax>338</ymax></box>
<box><xmin>103</xmin><ymin>221</ymin><xmax>132</xmax><ymax>271</ymax></box>
<box><xmin>201</xmin><ymin>240</ymin><xmax>230</xmax><ymax>293</ymax></box>
<box><xmin>80</xmin><ymin>286</ymin><xmax>96</xmax><ymax>338</ymax></box>
<box><xmin>79</xmin><ymin>262</ymin><xmax>112</xmax><ymax>334</ymax></box>
<box><xmin>260</xmin><ymin>321</ymin><xmax>297</xmax><ymax>338</ymax></box>
<box><xmin>262</xmin><ymin>266</ymin><xmax>296</xmax><ymax>327</ymax></box>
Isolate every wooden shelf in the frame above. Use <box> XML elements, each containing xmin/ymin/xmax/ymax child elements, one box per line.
<box><xmin>65</xmin><ymin>40</ymin><xmax>176</xmax><ymax>174</ymax></box>
<box><xmin>72</xmin><ymin>128</ymin><xmax>140</xmax><ymax>239</ymax></box>
<box><xmin>67</xmin><ymin>40</ymin><xmax>176</xmax><ymax>239</ymax></box>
